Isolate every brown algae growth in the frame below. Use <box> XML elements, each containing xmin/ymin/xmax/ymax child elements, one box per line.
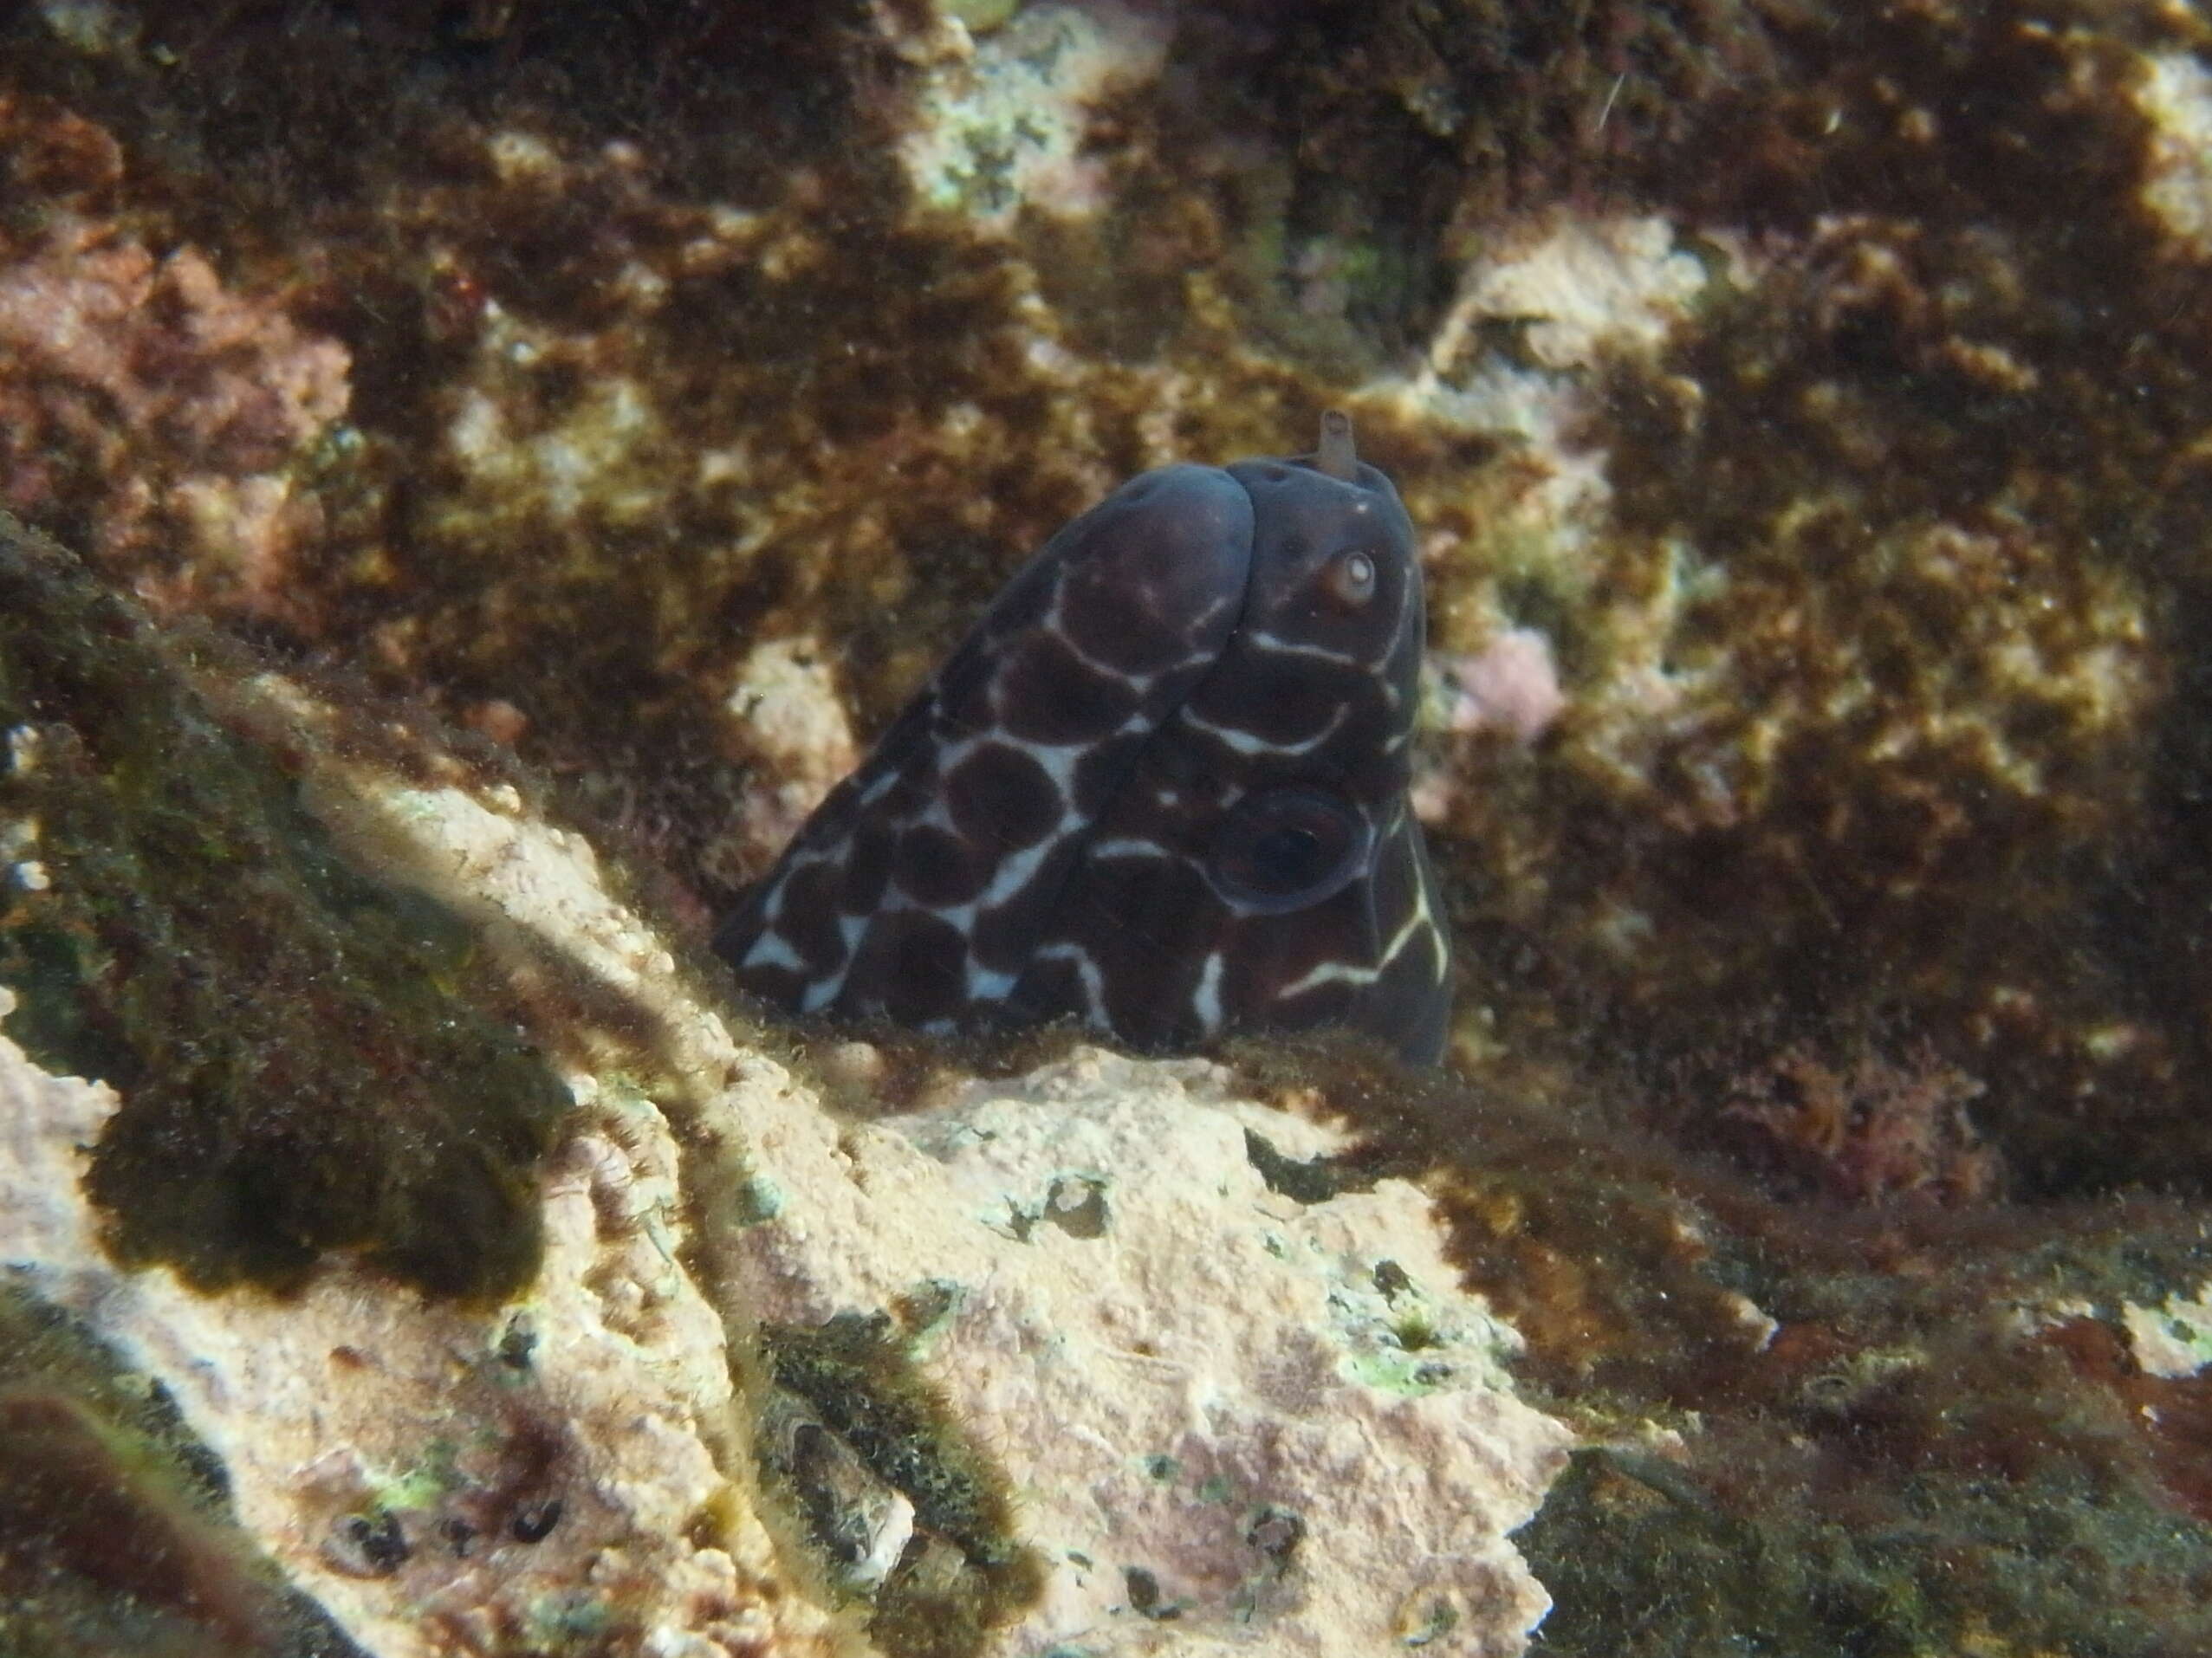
<box><xmin>759</xmin><ymin>1305</ymin><xmax>1043</xmax><ymax>1658</ymax></box>
<box><xmin>0</xmin><ymin>1279</ymin><xmax>367</xmax><ymax>1658</ymax></box>
<box><xmin>0</xmin><ymin>515</ymin><xmax>569</xmax><ymax>1299</ymax></box>
<box><xmin>1222</xmin><ymin>1034</ymin><xmax>2212</xmax><ymax>1658</ymax></box>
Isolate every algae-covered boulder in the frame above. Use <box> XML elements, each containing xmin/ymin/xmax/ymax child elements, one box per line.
<box><xmin>0</xmin><ymin>514</ymin><xmax>568</xmax><ymax>1298</ymax></box>
<box><xmin>0</xmin><ymin>639</ymin><xmax>1580</xmax><ymax>1656</ymax></box>
<box><xmin>4</xmin><ymin>3</ymin><xmax>2212</xmax><ymax>1655</ymax></box>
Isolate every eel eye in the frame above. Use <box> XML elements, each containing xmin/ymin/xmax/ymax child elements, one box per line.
<box><xmin>1204</xmin><ymin>787</ymin><xmax>1372</xmax><ymax>916</ymax></box>
<box><xmin>1322</xmin><ymin>549</ymin><xmax>1378</xmax><ymax>609</ymax></box>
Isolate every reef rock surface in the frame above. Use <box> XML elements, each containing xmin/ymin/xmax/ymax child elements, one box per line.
<box><xmin>0</xmin><ymin>646</ymin><xmax>1570</xmax><ymax>1657</ymax></box>
<box><xmin>10</xmin><ymin>2</ymin><xmax>2212</xmax><ymax>1655</ymax></box>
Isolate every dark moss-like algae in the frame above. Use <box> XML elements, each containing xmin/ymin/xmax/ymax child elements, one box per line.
<box><xmin>0</xmin><ymin>513</ymin><xmax>569</xmax><ymax>1299</ymax></box>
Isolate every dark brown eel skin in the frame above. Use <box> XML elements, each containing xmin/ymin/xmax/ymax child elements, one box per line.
<box><xmin>717</xmin><ymin>412</ymin><xmax>1453</xmax><ymax>1065</ymax></box>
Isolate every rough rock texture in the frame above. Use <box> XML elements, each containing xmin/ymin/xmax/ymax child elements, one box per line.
<box><xmin>0</xmin><ymin>100</ymin><xmax>352</xmax><ymax>620</ymax></box>
<box><xmin>13</xmin><ymin>0</ymin><xmax>2212</xmax><ymax>1192</ymax></box>
<box><xmin>0</xmin><ymin>984</ymin><xmax>822</xmax><ymax>1658</ymax></box>
<box><xmin>4</xmin><ymin>657</ymin><xmax>1573</xmax><ymax>1655</ymax></box>
<box><xmin>738</xmin><ymin>1050</ymin><xmax>1569</xmax><ymax>1654</ymax></box>
<box><xmin>8</xmin><ymin>3</ymin><xmax>2212</xmax><ymax>1654</ymax></box>
<box><xmin>2126</xmin><ymin>1281</ymin><xmax>2212</xmax><ymax>1380</ymax></box>
<box><xmin>0</xmin><ymin>515</ymin><xmax>570</xmax><ymax>1302</ymax></box>
<box><xmin>308</xmin><ymin>742</ymin><xmax>1573</xmax><ymax>1655</ymax></box>
<box><xmin>14</xmin><ymin>645</ymin><xmax>2212</xmax><ymax>1654</ymax></box>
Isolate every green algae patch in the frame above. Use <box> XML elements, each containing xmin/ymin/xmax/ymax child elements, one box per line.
<box><xmin>0</xmin><ymin>516</ymin><xmax>568</xmax><ymax>1299</ymax></box>
<box><xmin>758</xmin><ymin>1307</ymin><xmax>1042</xmax><ymax>1658</ymax></box>
<box><xmin>0</xmin><ymin>1277</ymin><xmax>367</xmax><ymax>1658</ymax></box>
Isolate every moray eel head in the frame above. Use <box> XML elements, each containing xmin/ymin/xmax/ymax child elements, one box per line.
<box><xmin>717</xmin><ymin>414</ymin><xmax>1453</xmax><ymax>1065</ymax></box>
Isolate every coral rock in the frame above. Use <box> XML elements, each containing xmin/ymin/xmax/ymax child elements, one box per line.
<box><xmin>733</xmin><ymin>1047</ymin><xmax>1573</xmax><ymax>1654</ymax></box>
<box><xmin>0</xmin><ymin>211</ymin><xmax>348</xmax><ymax>619</ymax></box>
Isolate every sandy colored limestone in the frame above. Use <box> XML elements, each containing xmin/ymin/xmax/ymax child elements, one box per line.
<box><xmin>4</xmin><ymin>670</ymin><xmax>1573</xmax><ymax>1655</ymax></box>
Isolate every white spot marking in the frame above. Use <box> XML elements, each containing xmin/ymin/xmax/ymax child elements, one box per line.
<box><xmin>1029</xmin><ymin>942</ymin><xmax>1108</xmax><ymax>1023</ymax></box>
<box><xmin>743</xmin><ymin>931</ymin><xmax>807</xmax><ymax>973</ymax></box>
<box><xmin>1087</xmin><ymin>837</ymin><xmax>1170</xmax><ymax>861</ymax></box>
<box><xmin>1191</xmin><ymin>951</ymin><xmax>1225</xmax><ymax>1033</ymax></box>
<box><xmin>1181</xmin><ymin>703</ymin><xmax>1347</xmax><ymax>757</ymax></box>
<box><xmin>1277</xmin><ymin>838</ymin><xmax>1438</xmax><ymax>999</ymax></box>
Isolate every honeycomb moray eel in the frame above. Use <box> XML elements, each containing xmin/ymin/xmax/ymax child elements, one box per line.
<box><xmin>717</xmin><ymin>413</ymin><xmax>1453</xmax><ymax>1066</ymax></box>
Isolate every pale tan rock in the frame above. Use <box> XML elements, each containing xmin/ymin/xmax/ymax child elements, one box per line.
<box><xmin>892</xmin><ymin>1</ymin><xmax>1169</xmax><ymax>225</ymax></box>
<box><xmin>2124</xmin><ymin>1283</ymin><xmax>2212</xmax><ymax>1379</ymax></box>
<box><xmin>725</xmin><ymin>1048</ymin><xmax>1575</xmax><ymax>1655</ymax></box>
<box><xmin>2137</xmin><ymin>52</ymin><xmax>2212</xmax><ymax>256</ymax></box>
<box><xmin>721</xmin><ymin>638</ymin><xmax>862</xmax><ymax>878</ymax></box>
<box><xmin>3</xmin><ymin>674</ymin><xmax>1573</xmax><ymax>1656</ymax></box>
<box><xmin>0</xmin><ymin>981</ymin><xmax>828</xmax><ymax>1658</ymax></box>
